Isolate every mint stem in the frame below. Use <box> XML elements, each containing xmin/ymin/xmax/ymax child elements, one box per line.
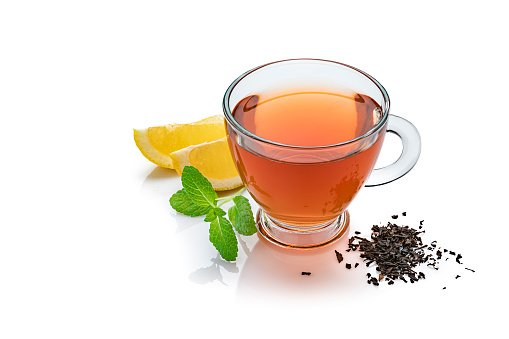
<box><xmin>216</xmin><ymin>187</ymin><xmax>246</xmax><ymax>207</ymax></box>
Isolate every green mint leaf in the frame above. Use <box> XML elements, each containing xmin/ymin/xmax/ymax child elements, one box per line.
<box><xmin>170</xmin><ymin>189</ymin><xmax>213</xmax><ymax>217</ymax></box>
<box><xmin>181</xmin><ymin>166</ymin><xmax>218</xmax><ymax>208</ymax></box>
<box><xmin>204</xmin><ymin>207</ymin><xmax>226</xmax><ymax>222</ymax></box>
<box><xmin>209</xmin><ymin>215</ymin><xmax>238</xmax><ymax>261</ymax></box>
<box><xmin>228</xmin><ymin>196</ymin><xmax>257</xmax><ymax>236</ymax></box>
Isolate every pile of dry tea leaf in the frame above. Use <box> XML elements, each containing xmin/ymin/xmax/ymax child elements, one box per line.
<box><xmin>344</xmin><ymin>216</ymin><xmax>474</xmax><ymax>287</ymax></box>
<box><xmin>348</xmin><ymin>222</ymin><xmax>430</xmax><ymax>285</ymax></box>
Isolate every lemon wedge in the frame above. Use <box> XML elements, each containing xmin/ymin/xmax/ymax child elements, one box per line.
<box><xmin>133</xmin><ymin>115</ymin><xmax>226</xmax><ymax>168</ymax></box>
<box><xmin>170</xmin><ymin>137</ymin><xmax>242</xmax><ymax>191</ymax></box>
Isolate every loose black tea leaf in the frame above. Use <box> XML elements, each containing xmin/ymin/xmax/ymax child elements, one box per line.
<box><xmin>334</xmin><ymin>250</ymin><xmax>344</xmax><ymax>264</ymax></box>
<box><xmin>346</xmin><ymin>218</ymin><xmax>474</xmax><ymax>288</ymax></box>
<box><xmin>348</xmin><ymin>222</ymin><xmax>433</xmax><ymax>285</ymax></box>
<box><xmin>455</xmin><ymin>275</ymin><xmax>461</xmax><ymax>279</ymax></box>
<box><xmin>344</xmin><ymin>216</ymin><xmax>473</xmax><ymax>288</ymax></box>
<box><xmin>465</xmin><ymin>268</ymin><xmax>475</xmax><ymax>273</ymax></box>
<box><xmin>301</xmin><ymin>272</ymin><xmax>311</xmax><ymax>276</ymax></box>
<box><xmin>391</xmin><ymin>215</ymin><xmax>398</xmax><ymax>219</ymax></box>
<box><xmin>402</xmin><ymin>212</ymin><xmax>407</xmax><ymax>216</ymax></box>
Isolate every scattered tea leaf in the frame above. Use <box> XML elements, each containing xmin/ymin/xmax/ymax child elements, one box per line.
<box><xmin>334</xmin><ymin>250</ymin><xmax>344</xmax><ymax>264</ymax></box>
<box><xmin>456</xmin><ymin>254</ymin><xmax>463</xmax><ymax>264</ymax></box>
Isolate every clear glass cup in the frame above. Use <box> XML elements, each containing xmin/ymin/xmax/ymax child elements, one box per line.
<box><xmin>223</xmin><ymin>59</ymin><xmax>421</xmax><ymax>249</ymax></box>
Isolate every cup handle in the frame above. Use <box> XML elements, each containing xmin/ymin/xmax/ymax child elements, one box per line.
<box><xmin>365</xmin><ymin>115</ymin><xmax>421</xmax><ymax>187</ymax></box>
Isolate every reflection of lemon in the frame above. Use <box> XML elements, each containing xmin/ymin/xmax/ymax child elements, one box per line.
<box><xmin>133</xmin><ymin>115</ymin><xmax>226</xmax><ymax>169</ymax></box>
<box><xmin>170</xmin><ymin>137</ymin><xmax>242</xmax><ymax>191</ymax></box>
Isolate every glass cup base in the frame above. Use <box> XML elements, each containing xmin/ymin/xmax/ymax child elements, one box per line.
<box><xmin>256</xmin><ymin>209</ymin><xmax>350</xmax><ymax>249</ymax></box>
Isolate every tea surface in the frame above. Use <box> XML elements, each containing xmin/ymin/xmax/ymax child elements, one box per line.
<box><xmin>233</xmin><ymin>91</ymin><xmax>380</xmax><ymax>146</ymax></box>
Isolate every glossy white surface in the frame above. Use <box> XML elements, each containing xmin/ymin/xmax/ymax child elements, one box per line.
<box><xmin>1</xmin><ymin>1</ymin><xmax>508</xmax><ymax>338</ymax></box>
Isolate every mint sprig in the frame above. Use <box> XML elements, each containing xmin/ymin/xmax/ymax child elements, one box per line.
<box><xmin>169</xmin><ymin>166</ymin><xmax>256</xmax><ymax>261</ymax></box>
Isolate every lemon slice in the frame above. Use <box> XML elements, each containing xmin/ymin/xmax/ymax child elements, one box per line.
<box><xmin>170</xmin><ymin>137</ymin><xmax>243</xmax><ymax>191</ymax></box>
<box><xmin>134</xmin><ymin>115</ymin><xmax>226</xmax><ymax>168</ymax></box>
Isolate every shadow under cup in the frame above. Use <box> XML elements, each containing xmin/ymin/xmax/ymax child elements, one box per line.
<box><xmin>223</xmin><ymin>59</ymin><xmax>419</xmax><ymax>249</ymax></box>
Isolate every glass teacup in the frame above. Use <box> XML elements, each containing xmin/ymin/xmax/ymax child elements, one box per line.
<box><xmin>223</xmin><ymin>59</ymin><xmax>421</xmax><ymax>249</ymax></box>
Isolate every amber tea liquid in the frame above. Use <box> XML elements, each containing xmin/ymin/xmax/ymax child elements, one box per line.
<box><xmin>229</xmin><ymin>89</ymin><xmax>385</xmax><ymax>226</ymax></box>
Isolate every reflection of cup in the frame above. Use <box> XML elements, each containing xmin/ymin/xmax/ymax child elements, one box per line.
<box><xmin>223</xmin><ymin>59</ymin><xmax>420</xmax><ymax>249</ymax></box>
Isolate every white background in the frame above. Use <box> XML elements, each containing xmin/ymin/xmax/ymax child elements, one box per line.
<box><xmin>1</xmin><ymin>1</ymin><xmax>508</xmax><ymax>338</ymax></box>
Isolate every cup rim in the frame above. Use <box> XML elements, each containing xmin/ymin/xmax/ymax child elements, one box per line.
<box><xmin>222</xmin><ymin>58</ymin><xmax>390</xmax><ymax>150</ymax></box>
